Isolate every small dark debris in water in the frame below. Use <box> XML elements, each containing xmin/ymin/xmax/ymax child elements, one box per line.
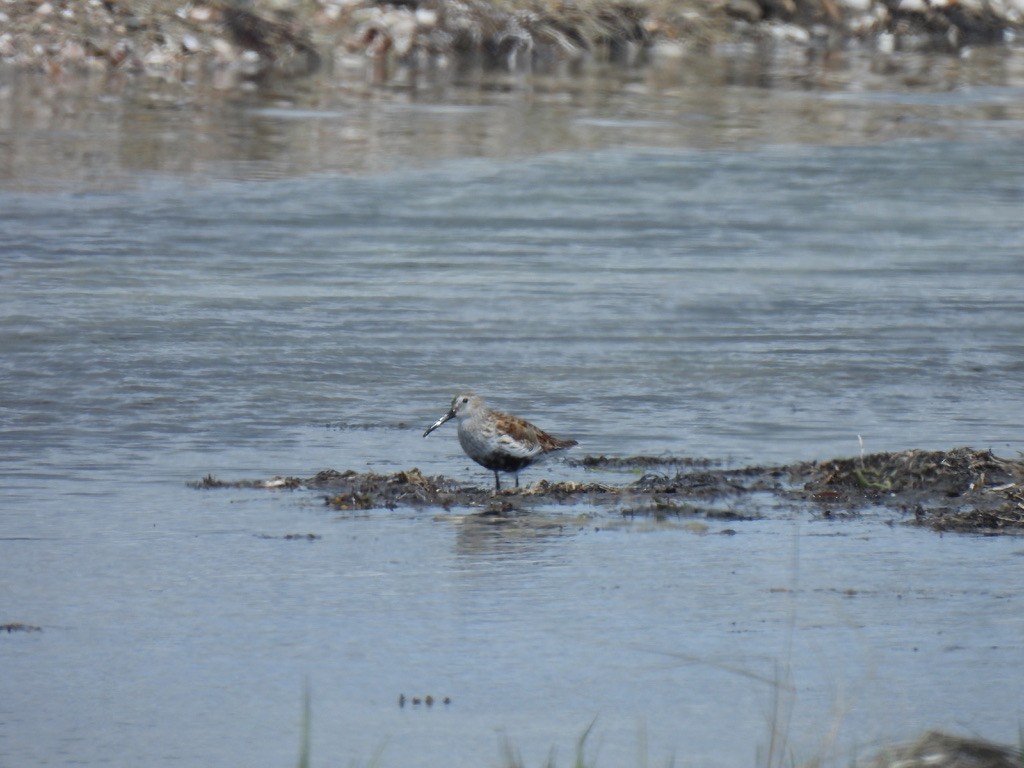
<box><xmin>706</xmin><ymin>509</ymin><xmax>754</xmax><ymax>521</ymax></box>
<box><xmin>570</xmin><ymin>455</ymin><xmax>721</xmax><ymax>469</ymax></box>
<box><xmin>256</xmin><ymin>533</ymin><xmax>321</xmax><ymax>541</ymax></box>
<box><xmin>189</xmin><ymin>474</ymin><xmax>303</xmax><ymax>490</ymax></box>
<box><xmin>194</xmin><ymin>473</ymin><xmax>223</xmax><ymax>488</ymax></box>
<box><xmin>398</xmin><ymin>693</ymin><xmax>449</xmax><ymax>708</ymax></box>
<box><xmin>1</xmin><ymin>623</ymin><xmax>41</xmax><ymax>633</ymax></box>
<box><xmin>191</xmin><ymin>447</ymin><xmax>1024</xmax><ymax>535</ymax></box>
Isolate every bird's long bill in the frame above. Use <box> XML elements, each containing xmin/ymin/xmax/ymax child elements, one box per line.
<box><xmin>423</xmin><ymin>410</ymin><xmax>455</xmax><ymax>438</ymax></box>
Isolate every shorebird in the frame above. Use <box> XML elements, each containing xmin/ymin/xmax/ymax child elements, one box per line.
<box><xmin>423</xmin><ymin>392</ymin><xmax>578</xmax><ymax>491</ymax></box>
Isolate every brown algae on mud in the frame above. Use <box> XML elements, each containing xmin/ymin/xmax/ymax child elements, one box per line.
<box><xmin>191</xmin><ymin>446</ymin><xmax>1024</xmax><ymax>534</ymax></box>
<box><xmin>790</xmin><ymin>447</ymin><xmax>1024</xmax><ymax>533</ymax></box>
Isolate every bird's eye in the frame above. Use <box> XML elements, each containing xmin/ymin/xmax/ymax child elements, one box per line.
<box><xmin>461</xmin><ymin>397</ymin><xmax>469</xmax><ymax>403</ymax></box>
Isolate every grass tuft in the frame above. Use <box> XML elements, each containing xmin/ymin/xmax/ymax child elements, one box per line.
<box><xmin>297</xmin><ymin>683</ymin><xmax>312</xmax><ymax>768</ymax></box>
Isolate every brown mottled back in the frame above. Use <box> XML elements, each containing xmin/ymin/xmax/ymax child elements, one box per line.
<box><xmin>491</xmin><ymin>411</ymin><xmax>578</xmax><ymax>454</ymax></box>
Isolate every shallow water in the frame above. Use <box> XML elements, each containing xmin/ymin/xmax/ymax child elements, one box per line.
<box><xmin>2</xmin><ymin>52</ymin><xmax>1024</xmax><ymax>768</ymax></box>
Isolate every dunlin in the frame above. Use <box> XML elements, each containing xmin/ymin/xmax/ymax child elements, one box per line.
<box><xmin>423</xmin><ymin>392</ymin><xmax>577</xmax><ymax>491</ymax></box>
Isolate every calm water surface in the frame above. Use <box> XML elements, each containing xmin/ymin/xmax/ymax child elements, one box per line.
<box><xmin>2</xmin><ymin>55</ymin><xmax>1024</xmax><ymax>768</ymax></box>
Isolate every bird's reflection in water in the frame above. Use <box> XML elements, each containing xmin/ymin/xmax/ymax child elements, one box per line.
<box><xmin>446</xmin><ymin>505</ymin><xmax>590</xmax><ymax>566</ymax></box>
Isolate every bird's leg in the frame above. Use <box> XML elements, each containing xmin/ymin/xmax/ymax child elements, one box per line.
<box><xmin>493</xmin><ymin>471</ymin><xmax>501</xmax><ymax>492</ymax></box>
<box><xmin>514</xmin><ymin>473</ymin><xmax>519</xmax><ymax>489</ymax></box>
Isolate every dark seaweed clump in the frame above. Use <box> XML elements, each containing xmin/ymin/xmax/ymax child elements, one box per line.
<box><xmin>1</xmin><ymin>623</ymin><xmax>42</xmax><ymax>633</ymax></box>
<box><xmin>791</xmin><ymin>447</ymin><xmax>1024</xmax><ymax>533</ymax></box>
<box><xmin>192</xmin><ymin>447</ymin><xmax>1024</xmax><ymax>534</ymax></box>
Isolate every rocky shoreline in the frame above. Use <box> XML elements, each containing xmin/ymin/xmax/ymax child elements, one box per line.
<box><xmin>0</xmin><ymin>0</ymin><xmax>1021</xmax><ymax>80</ymax></box>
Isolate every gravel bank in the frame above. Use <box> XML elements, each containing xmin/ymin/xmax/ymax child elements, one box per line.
<box><xmin>0</xmin><ymin>0</ymin><xmax>1021</xmax><ymax>80</ymax></box>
